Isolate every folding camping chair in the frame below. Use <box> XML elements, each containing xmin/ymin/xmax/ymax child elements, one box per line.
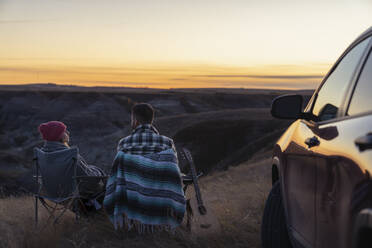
<box><xmin>33</xmin><ymin>147</ymin><xmax>107</xmax><ymax>226</ymax></box>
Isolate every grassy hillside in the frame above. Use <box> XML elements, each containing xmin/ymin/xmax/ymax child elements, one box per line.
<box><xmin>0</xmin><ymin>150</ymin><xmax>272</xmax><ymax>248</ymax></box>
<box><xmin>0</xmin><ymin>85</ymin><xmax>312</xmax><ymax>246</ymax></box>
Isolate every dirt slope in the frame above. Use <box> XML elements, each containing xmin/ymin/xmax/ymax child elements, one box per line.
<box><xmin>187</xmin><ymin>149</ymin><xmax>272</xmax><ymax>247</ymax></box>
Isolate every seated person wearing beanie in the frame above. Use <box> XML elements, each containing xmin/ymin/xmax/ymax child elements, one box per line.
<box><xmin>38</xmin><ymin>121</ymin><xmax>106</xmax><ymax>197</ymax></box>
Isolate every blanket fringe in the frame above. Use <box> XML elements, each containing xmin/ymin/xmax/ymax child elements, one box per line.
<box><xmin>113</xmin><ymin>213</ymin><xmax>177</xmax><ymax>234</ymax></box>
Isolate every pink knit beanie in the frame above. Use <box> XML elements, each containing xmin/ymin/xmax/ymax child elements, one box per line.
<box><xmin>38</xmin><ymin>121</ymin><xmax>67</xmax><ymax>141</ymax></box>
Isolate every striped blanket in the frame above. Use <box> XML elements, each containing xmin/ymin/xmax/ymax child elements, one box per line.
<box><xmin>103</xmin><ymin>149</ymin><xmax>186</xmax><ymax>231</ymax></box>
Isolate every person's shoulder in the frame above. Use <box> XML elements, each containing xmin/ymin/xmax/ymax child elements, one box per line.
<box><xmin>118</xmin><ymin>135</ymin><xmax>133</xmax><ymax>146</ymax></box>
<box><xmin>158</xmin><ymin>134</ymin><xmax>174</xmax><ymax>144</ymax></box>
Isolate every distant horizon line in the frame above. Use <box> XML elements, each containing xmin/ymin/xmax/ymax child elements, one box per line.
<box><xmin>0</xmin><ymin>82</ymin><xmax>316</xmax><ymax>92</ymax></box>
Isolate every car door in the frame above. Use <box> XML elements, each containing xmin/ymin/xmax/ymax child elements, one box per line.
<box><xmin>282</xmin><ymin>35</ymin><xmax>371</xmax><ymax>248</ymax></box>
<box><xmin>281</xmin><ymin>118</ymin><xmax>318</xmax><ymax>247</ymax></box>
<box><xmin>309</xmin><ymin>37</ymin><xmax>372</xmax><ymax>248</ymax></box>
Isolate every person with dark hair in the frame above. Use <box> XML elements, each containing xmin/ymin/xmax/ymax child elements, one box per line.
<box><xmin>106</xmin><ymin>103</ymin><xmax>185</xmax><ymax>231</ymax></box>
<box><xmin>117</xmin><ymin>103</ymin><xmax>176</xmax><ymax>155</ymax></box>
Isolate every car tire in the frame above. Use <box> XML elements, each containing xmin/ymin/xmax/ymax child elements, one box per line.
<box><xmin>261</xmin><ymin>181</ymin><xmax>292</xmax><ymax>248</ymax></box>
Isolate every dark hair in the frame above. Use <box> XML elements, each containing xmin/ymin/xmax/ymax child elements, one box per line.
<box><xmin>132</xmin><ymin>103</ymin><xmax>154</xmax><ymax>124</ymax></box>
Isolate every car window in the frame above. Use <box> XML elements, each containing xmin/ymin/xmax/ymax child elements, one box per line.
<box><xmin>348</xmin><ymin>47</ymin><xmax>372</xmax><ymax>116</ymax></box>
<box><xmin>312</xmin><ymin>37</ymin><xmax>371</xmax><ymax>122</ymax></box>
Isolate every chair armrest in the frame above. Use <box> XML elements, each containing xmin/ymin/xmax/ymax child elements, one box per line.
<box><xmin>73</xmin><ymin>176</ymin><xmax>108</xmax><ymax>179</ymax></box>
<box><xmin>182</xmin><ymin>172</ymin><xmax>203</xmax><ymax>184</ymax></box>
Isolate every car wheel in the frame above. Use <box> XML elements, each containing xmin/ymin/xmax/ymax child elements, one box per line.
<box><xmin>261</xmin><ymin>181</ymin><xmax>292</xmax><ymax>248</ymax></box>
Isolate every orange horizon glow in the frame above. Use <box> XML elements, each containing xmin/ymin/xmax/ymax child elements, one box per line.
<box><xmin>0</xmin><ymin>0</ymin><xmax>371</xmax><ymax>89</ymax></box>
<box><xmin>0</xmin><ymin>62</ymin><xmax>330</xmax><ymax>89</ymax></box>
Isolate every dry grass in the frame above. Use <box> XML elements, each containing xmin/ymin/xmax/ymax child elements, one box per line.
<box><xmin>0</xmin><ymin>196</ymin><xmax>191</xmax><ymax>248</ymax></box>
<box><xmin>0</xmin><ymin>152</ymin><xmax>272</xmax><ymax>248</ymax></box>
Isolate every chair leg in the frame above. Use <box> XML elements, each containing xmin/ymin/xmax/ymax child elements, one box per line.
<box><xmin>54</xmin><ymin>198</ymin><xmax>75</xmax><ymax>225</ymax></box>
<box><xmin>35</xmin><ymin>196</ymin><xmax>38</xmax><ymax>227</ymax></box>
<box><xmin>37</xmin><ymin>198</ymin><xmax>76</xmax><ymax>229</ymax></box>
<box><xmin>40</xmin><ymin>202</ymin><xmax>59</xmax><ymax>231</ymax></box>
<box><xmin>54</xmin><ymin>203</ymin><xmax>70</xmax><ymax>225</ymax></box>
<box><xmin>74</xmin><ymin>199</ymin><xmax>80</xmax><ymax>222</ymax></box>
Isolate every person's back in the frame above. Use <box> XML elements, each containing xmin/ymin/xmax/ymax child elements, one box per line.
<box><xmin>107</xmin><ymin>103</ymin><xmax>185</xmax><ymax>230</ymax></box>
<box><xmin>37</xmin><ymin>121</ymin><xmax>106</xmax><ymax>199</ymax></box>
<box><xmin>117</xmin><ymin>103</ymin><xmax>176</xmax><ymax>155</ymax></box>
<box><xmin>38</xmin><ymin>121</ymin><xmax>105</xmax><ymax>177</ymax></box>
<box><xmin>41</xmin><ymin>141</ymin><xmax>104</xmax><ymax>177</ymax></box>
<box><xmin>117</xmin><ymin>124</ymin><xmax>175</xmax><ymax>155</ymax></box>
<box><xmin>35</xmin><ymin>146</ymin><xmax>78</xmax><ymax>199</ymax></box>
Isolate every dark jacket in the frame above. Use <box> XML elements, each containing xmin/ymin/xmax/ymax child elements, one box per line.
<box><xmin>41</xmin><ymin>141</ymin><xmax>105</xmax><ymax>177</ymax></box>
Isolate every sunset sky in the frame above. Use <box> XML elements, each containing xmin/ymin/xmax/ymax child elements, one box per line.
<box><xmin>0</xmin><ymin>0</ymin><xmax>371</xmax><ymax>89</ymax></box>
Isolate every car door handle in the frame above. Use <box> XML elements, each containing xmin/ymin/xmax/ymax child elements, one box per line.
<box><xmin>355</xmin><ymin>133</ymin><xmax>372</xmax><ymax>152</ymax></box>
<box><xmin>305</xmin><ymin>136</ymin><xmax>320</xmax><ymax>148</ymax></box>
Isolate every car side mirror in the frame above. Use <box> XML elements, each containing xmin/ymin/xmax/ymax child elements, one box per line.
<box><xmin>271</xmin><ymin>94</ymin><xmax>304</xmax><ymax>120</ymax></box>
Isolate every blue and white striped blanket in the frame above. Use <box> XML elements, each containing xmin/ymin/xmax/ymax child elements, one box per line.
<box><xmin>103</xmin><ymin>149</ymin><xmax>186</xmax><ymax>231</ymax></box>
